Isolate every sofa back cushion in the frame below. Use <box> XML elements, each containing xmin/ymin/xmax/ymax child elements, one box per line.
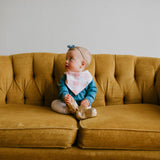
<box><xmin>0</xmin><ymin>53</ymin><xmax>160</xmax><ymax>106</ymax></box>
<box><xmin>0</xmin><ymin>53</ymin><xmax>58</xmax><ymax>106</ymax></box>
<box><xmin>95</xmin><ymin>54</ymin><xmax>160</xmax><ymax>105</ymax></box>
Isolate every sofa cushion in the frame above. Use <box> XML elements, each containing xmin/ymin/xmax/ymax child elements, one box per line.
<box><xmin>78</xmin><ymin>104</ymin><xmax>160</xmax><ymax>150</ymax></box>
<box><xmin>0</xmin><ymin>104</ymin><xmax>78</xmax><ymax>148</ymax></box>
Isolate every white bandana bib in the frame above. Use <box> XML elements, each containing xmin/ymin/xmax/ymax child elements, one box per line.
<box><xmin>65</xmin><ymin>70</ymin><xmax>92</xmax><ymax>95</ymax></box>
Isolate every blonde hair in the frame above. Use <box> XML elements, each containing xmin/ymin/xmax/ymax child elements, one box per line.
<box><xmin>68</xmin><ymin>46</ymin><xmax>92</xmax><ymax>68</ymax></box>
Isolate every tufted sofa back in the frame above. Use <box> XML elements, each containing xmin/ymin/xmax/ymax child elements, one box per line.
<box><xmin>0</xmin><ymin>53</ymin><xmax>160</xmax><ymax>106</ymax></box>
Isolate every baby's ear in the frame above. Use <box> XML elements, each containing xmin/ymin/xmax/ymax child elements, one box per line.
<box><xmin>81</xmin><ymin>61</ymin><xmax>86</xmax><ymax>67</ymax></box>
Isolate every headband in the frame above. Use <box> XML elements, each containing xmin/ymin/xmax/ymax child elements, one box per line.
<box><xmin>67</xmin><ymin>45</ymin><xmax>87</xmax><ymax>63</ymax></box>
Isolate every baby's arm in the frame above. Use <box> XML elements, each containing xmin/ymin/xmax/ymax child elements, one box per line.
<box><xmin>83</xmin><ymin>79</ymin><xmax>97</xmax><ymax>106</ymax></box>
<box><xmin>59</xmin><ymin>74</ymin><xmax>70</xmax><ymax>102</ymax></box>
<box><xmin>59</xmin><ymin>74</ymin><xmax>73</xmax><ymax>105</ymax></box>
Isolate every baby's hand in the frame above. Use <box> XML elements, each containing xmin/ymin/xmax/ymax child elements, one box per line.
<box><xmin>64</xmin><ymin>94</ymin><xmax>72</xmax><ymax>105</ymax></box>
<box><xmin>80</xmin><ymin>99</ymin><xmax>89</xmax><ymax>109</ymax></box>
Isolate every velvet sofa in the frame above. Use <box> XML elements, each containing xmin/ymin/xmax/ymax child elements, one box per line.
<box><xmin>0</xmin><ymin>52</ymin><xmax>160</xmax><ymax>160</ymax></box>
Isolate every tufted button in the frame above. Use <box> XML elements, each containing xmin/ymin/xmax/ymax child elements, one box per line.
<box><xmin>24</xmin><ymin>96</ymin><xmax>26</xmax><ymax>103</ymax></box>
<box><xmin>5</xmin><ymin>97</ymin><xmax>7</xmax><ymax>103</ymax></box>
<box><xmin>13</xmin><ymin>73</ymin><xmax>15</xmax><ymax>79</ymax></box>
<box><xmin>153</xmin><ymin>75</ymin><xmax>156</xmax><ymax>85</ymax></box>
<box><xmin>42</xmin><ymin>96</ymin><xmax>45</xmax><ymax>104</ymax></box>
<box><xmin>94</xmin><ymin>73</ymin><xmax>96</xmax><ymax>79</ymax></box>
<box><xmin>33</xmin><ymin>73</ymin><xmax>35</xmax><ymax>78</ymax></box>
<box><xmin>52</xmin><ymin>74</ymin><xmax>55</xmax><ymax>79</ymax></box>
<box><xmin>123</xmin><ymin>97</ymin><xmax>125</xmax><ymax>103</ymax></box>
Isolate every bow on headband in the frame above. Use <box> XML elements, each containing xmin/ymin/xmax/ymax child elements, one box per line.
<box><xmin>67</xmin><ymin>45</ymin><xmax>75</xmax><ymax>49</ymax></box>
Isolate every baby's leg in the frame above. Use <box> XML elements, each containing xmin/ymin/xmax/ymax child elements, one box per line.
<box><xmin>85</xmin><ymin>107</ymin><xmax>97</xmax><ymax>118</ymax></box>
<box><xmin>67</xmin><ymin>97</ymin><xmax>78</xmax><ymax>114</ymax></box>
<box><xmin>51</xmin><ymin>100</ymin><xmax>70</xmax><ymax>115</ymax></box>
<box><xmin>76</xmin><ymin>106</ymin><xmax>97</xmax><ymax>120</ymax></box>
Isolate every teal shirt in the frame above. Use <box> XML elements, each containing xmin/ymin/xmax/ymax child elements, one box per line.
<box><xmin>59</xmin><ymin>74</ymin><xmax>97</xmax><ymax>106</ymax></box>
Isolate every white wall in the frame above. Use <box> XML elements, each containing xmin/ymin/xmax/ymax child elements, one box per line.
<box><xmin>0</xmin><ymin>0</ymin><xmax>160</xmax><ymax>57</ymax></box>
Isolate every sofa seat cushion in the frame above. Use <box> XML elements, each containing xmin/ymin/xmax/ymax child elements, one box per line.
<box><xmin>0</xmin><ymin>104</ymin><xmax>78</xmax><ymax>148</ymax></box>
<box><xmin>78</xmin><ymin>104</ymin><xmax>160</xmax><ymax>150</ymax></box>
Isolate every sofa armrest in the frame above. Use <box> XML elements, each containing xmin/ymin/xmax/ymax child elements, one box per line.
<box><xmin>156</xmin><ymin>68</ymin><xmax>160</xmax><ymax>104</ymax></box>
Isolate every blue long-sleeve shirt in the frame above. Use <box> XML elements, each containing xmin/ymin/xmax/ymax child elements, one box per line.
<box><xmin>59</xmin><ymin>74</ymin><xmax>97</xmax><ymax>106</ymax></box>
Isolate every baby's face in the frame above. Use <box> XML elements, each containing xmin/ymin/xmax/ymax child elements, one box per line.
<box><xmin>65</xmin><ymin>49</ymin><xmax>85</xmax><ymax>72</ymax></box>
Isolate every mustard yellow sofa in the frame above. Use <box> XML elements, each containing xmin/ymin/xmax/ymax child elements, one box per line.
<box><xmin>0</xmin><ymin>53</ymin><xmax>160</xmax><ymax>160</ymax></box>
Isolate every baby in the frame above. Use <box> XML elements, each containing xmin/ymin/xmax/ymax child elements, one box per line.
<box><xmin>51</xmin><ymin>45</ymin><xmax>97</xmax><ymax>120</ymax></box>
